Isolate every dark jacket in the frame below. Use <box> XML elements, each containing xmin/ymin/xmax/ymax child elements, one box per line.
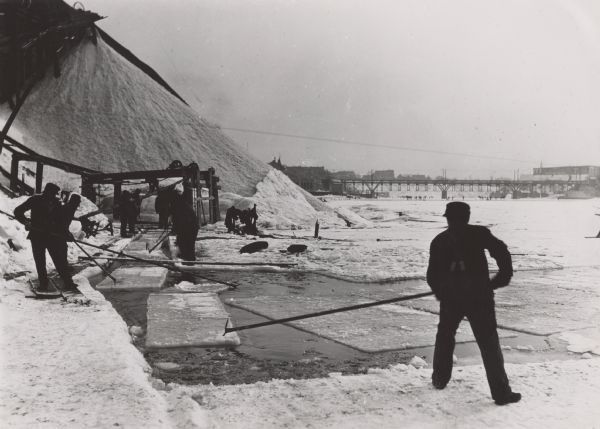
<box><xmin>120</xmin><ymin>191</ymin><xmax>138</xmax><ymax>220</ymax></box>
<box><xmin>426</xmin><ymin>224</ymin><xmax>513</xmax><ymax>300</ymax></box>
<box><xmin>171</xmin><ymin>195</ymin><xmax>198</xmax><ymax>235</ymax></box>
<box><xmin>14</xmin><ymin>194</ymin><xmax>63</xmax><ymax>240</ymax></box>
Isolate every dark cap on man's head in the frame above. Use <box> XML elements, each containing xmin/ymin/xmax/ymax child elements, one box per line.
<box><xmin>443</xmin><ymin>201</ymin><xmax>470</xmax><ymax>218</ymax></box>
<box><xmin>42</xmin><ymin>183</ymin><xmax>60</xmax><ymax>196</ymax></box>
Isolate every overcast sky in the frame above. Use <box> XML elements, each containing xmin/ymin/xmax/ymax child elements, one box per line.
<box><xmin>84</xmin><ymin>0</ymin><xmax>600</xmax><ymax>178</ymax></box>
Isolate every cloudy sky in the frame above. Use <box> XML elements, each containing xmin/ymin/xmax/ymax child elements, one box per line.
<box><xmin>85</xmin><ymin>0</ymin><xmax>600</xmax><ymax>178</ymax></box>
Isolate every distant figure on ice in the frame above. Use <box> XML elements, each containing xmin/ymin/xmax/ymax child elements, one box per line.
<box><xmin>171</xmin><ymin>184</ymin><xmax>199</xmax><ymax>263</ymax></box>
<box><xmin>13</xmin><ymin>183</ymin><xmax>79</xmax><ymax>292</ymax></box>
<box><xmin>132</xmin><ymin>189</ymin><xmax>142</xmax><ymax>221</ymax></box>
<box><xmin>119</xmin><ymin>190</ymin><xmax>138</xmax><ymax>238</ymax></box>
<box><xmin>249</xmin><ymin>204</ymin><xmax>258</xmax><ymax>228</ymax></box>
<box><xmin>225</xmin><ymin>205</ymin><xmax>239</xmax><ymax>233</ymax></box>
<box><xmin>155</xmin><ymin>187</ymin><xmax>174</xmax><ymax>229</ymax></box>
<box><xmin>426</xmin><ymin>202</ymin><xmax>521</xmax><ymax>406</ymax></box>
<box><xmin>242</xmin><ymin>204</ymin><xmax>259</xmax><ymax>235</ymax></box>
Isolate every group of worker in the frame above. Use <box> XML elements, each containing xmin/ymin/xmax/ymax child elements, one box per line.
<box><xmin>13</xmin><ymin>181</ymin><xmax>522</xmax><ymax>406</ymax></box>
<box><xmin>224</xmin><ymin>204</ymin><xmax>258</xmax><ymax>235</ymax></box>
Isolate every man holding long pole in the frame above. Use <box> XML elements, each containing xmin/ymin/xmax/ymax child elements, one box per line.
<box><xmin>426</xmin><ymin>202</ymin><xmax>521</xmax><ymax>406</ymax></box>
<box><xmin>13</xmin><ymin>183</ymin><xmax>79</xmax><ymax>293</ymax></box>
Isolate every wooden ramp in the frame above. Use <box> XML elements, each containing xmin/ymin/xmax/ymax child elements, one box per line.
<box><xmin>145</xmin><ymin>293</ymin><xmax>240</xmax><ymax>348</ymax></box>
<box><xmin>96</xmin><ymin>266</ymin><xmax>168</xmax><ymax>291</ymax></box>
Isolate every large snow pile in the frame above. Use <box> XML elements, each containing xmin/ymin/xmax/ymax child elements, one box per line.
<box><xmin>1</xmin><ymin>33</ymin><xmax>268</xmax><ymax>196</ymax></box>
<box><xmin>0</xmin><ymin>31</ymin><xmax>344</xmax><ymax>223</ymax></box>
<box><xmin>219</xmin><ymin>170</ymin><xmax>349</xmax><ymax>229</ymax></box>
<box><xmin>0</xmin><ymin>197</ymin><xmax>31</xmax><ymax>276</ymax></box>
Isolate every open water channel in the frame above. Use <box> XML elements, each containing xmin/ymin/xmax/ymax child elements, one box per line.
<box><xmin>97</xmin><ymin>266</ymin><xmax>564</xmax><ymax>386</ymax></box>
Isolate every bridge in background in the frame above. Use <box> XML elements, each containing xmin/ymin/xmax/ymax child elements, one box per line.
<box><xmin>331</xmin><ymin>178</ymin><xmax>581</xmax><ymax>199</ymax></box>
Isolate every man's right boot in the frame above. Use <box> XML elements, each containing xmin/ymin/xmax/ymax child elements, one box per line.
<box><xmin>494</xmin><ymin>392</ymin><xmax>521</xmax><ymax>406</ymax></box>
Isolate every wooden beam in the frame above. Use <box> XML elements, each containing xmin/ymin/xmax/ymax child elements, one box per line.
<box><xmin>10</xmin><ymin>154</ymin><xmax>20</xmax><ymax>192</ymax></box>
<box><xmin>0</xmin><ymin>78</ymin><xmax>36</xmax><ymax>155</ymax></box>
<box><xmin>77</xmin><ymin>256</ymin><xmax>298</xmax><ymax>267</ymax></box>
<box><xmin>35</xmin><ymin>162</ymin><xmax>43</xmax><ymax>193</ymax></box>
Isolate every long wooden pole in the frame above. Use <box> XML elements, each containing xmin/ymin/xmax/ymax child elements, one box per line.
<box><xmin>225</xmin><ymin>291</ymin><xmax>435</xmax><ymax>334</ymax></box>
<box><xmin>77</xmin><ymin>256</ymin><xmax>297</xmax><ymax>267</ymax></box>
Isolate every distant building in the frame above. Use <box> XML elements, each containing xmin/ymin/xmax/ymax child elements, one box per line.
<box><xmin>531</xmin><ymin>165</ymin><xmax>600</xmax><ymax>182</ymax></box>
<box><xmin>363</xmin><ymin>170</ymin><xmax>395</xmax><ymax>180</ymax></box>
<box><xmin>397</xmin><ymin>173</ymin><xmax>429</xmax><ymax>180</ymax></box>
<box><xmin>268</xmin><ymin>157</ymin><xmax>285</xmax><ymax>172</ymax></box>
<box><xmin>330</xmin><ymin>170</ymin><xmax>359</xmax><ymax>180</ymax></box>
<box><xmin>285</xmin><ymin>166</ymin><xmax>332</xmax><ymax>193</ymax></box>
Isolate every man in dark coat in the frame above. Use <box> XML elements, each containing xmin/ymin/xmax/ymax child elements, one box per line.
<box><xmin>426</xmin><ymin>202</ymin><xmax>521</xmax><ymax>405</ymax></box>
<box><xmin>170</xmin><ymin>184</ymin><xmax>199</xmax><ymax>263</ymax></box>
<box><xmin>119</xmin><ymin>190</ymin><xmax>138</xmax><ymax>237</ymax></box>
<box><xmin>224</xmin><ymin>205</ymin><xmax>238</xmax><ymax>233</ymax></box>
<box><xmin>132</xmin><ymin>189</ymin><xmax>142</xmax><ymax>220</ymax></box>
<box><xmin>155</xmin><ymin>188</ymin><xmax>174</xmax><ymax>229</ymax></box>
<box><xmin>13</xmin><ymin>183</ymin><xmax>78</xmax><ymax>292</ymax></box>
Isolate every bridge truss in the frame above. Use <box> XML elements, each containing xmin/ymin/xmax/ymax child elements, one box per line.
<box><xmin>332</xmin><ymin>178</ymin><xmax>579</xmax><ymax>199</ymax></box>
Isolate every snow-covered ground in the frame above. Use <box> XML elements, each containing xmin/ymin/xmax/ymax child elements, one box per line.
<box><xmin>194</xmin><ymin>197</ymin><xmax>600</xmax><ymax>282</ymax></box>
<box><xmin>2</xmin><ymin>194</ymin><xmax>600</xmax><ymax>428</ymax></box>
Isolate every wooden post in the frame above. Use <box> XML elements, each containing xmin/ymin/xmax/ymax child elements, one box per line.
<box><xmin>81</xmin><ymin>176</ymin><xmax>95</xmax><ymax>203</ymax></box>
<box><xmin>207</xmin><ymin>168</ymin><xmax>214</xmax><ymax>223</ymax></box>
<box><xmin>35</xmin><ymin>162</ymin><xmax>43</xmax><ymax>193</ymax></box>
<box><xmin>113</xmin><ymin>182</ymin><xmax>122</xmax><ymax>220</ymax></box>
<box><xmin>212</xmin><ymin>178</ymin><xmax>220</xmax><ymax>222</ymax></box>
<box><xmin>10</xmin><ymin>154</ymin><xmax>20</xmax><ymax>192</ymax></box>
<box><xmin>0</xmin><ymin>77</ymin><xmax>36</xmax><ymax>155</ymax></box>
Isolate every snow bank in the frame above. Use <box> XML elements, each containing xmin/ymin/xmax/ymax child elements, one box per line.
<box><xmin>333</xmin><ymin>206</ymin><xmax>375</xmax><ymax>228</ymax></box>
<box><xmin>218</xmin><ymin>169</ymin><xmax>351</xmax><ymax>230</ymax></box>
<box><xmin>0</xmin><ymin>276</ymin><xmax>176</xmax><ymax>428</ymax></box>
<box><xmin>0</xmin><ymin>196</ymin><xmax>31</xmax><ymax>275</ymax></box>
<box><xmin>558</xmin><ymin>332</ymin><xmax>600</xmax><ymax>355</ymax></box>
<box><xmin>171</xmin><ymin>357</ymin><xmax>600</xmax><ymax>429</ymax></box>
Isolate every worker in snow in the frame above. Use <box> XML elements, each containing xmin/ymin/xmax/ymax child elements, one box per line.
<box><xmin>426</xmin><ymin>202</ymin><xmax>521</xmax><ymax>406</ymax></box>
<box><xmin>250</xmin><ymin>204</ymin><xmax>258</xmax><ymax>228</ymax></box>
<box><xmin>225</xmin><ymin>205</ymin><xmax>239</xmax><ymax>233</ymax></box>
<box><xmin>155</xmin><ymin>187</ymin><xmax>174</xmax><ymax>229</ymax></box>
<box><xmin>132</xmin><ymin>189</ymin><xmax>142</xmax><ymax>221</ymax></box>
<box><xmin>170</xmin><ymin>183</ymin><xmax>198</xmax><ymax>263</ymax></box>
<box><xmin>13</xmin><ymin>183</ymin><xmax>79</xmax><ymax>292</ymax></box>
<box><xmin>119</xmin><ymin>190</ymin><xmax>138</xmax><ymax>238</ymax></box>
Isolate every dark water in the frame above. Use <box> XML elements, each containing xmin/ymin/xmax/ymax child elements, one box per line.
<box><xmin>100</xmin><ymin>268</ymin><xmax>426</xmax><ymax>358</ymax></box>
<box><xmin>96</xmin><ymin>269</ymin><xmax>427</xmax><ymax>385</ymax></box>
